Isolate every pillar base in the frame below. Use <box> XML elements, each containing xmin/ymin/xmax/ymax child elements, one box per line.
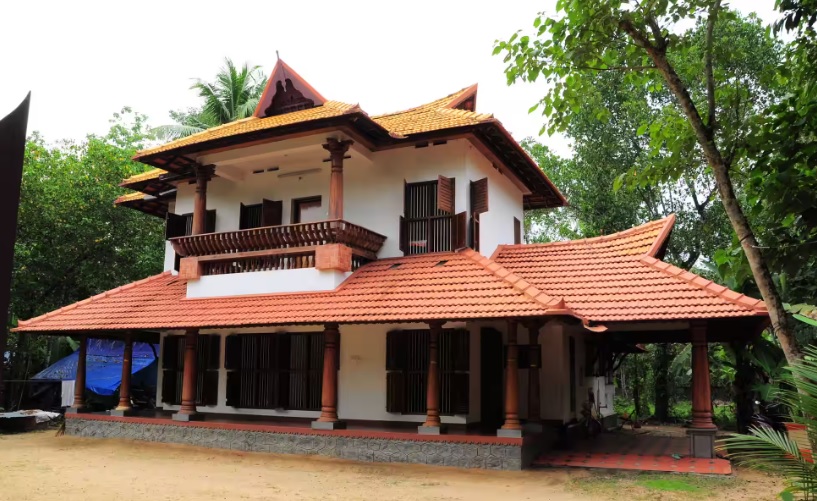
<box><xmin>172</xmin><ymin>412</ymin><xmax>204</xmax><ymax>422</ymax></box>
<box><xmin>418</xmin><ymin>425</ymin><xmax>445</xmax><ymax>435</ymax></box>
<box><xmin>687</xmin><ymin>427</ymin><xmax>717</xmax><ymax>459</ymax></box>
<box><xmin>497</xmin><ymin>428</ymin><xmax>523</xmax><ymax>438</ymax></box>
<box><xmin>109</xmin><ymin>408</ymin><xmax>137</xmax><ymax>417</ymax></box>
<box><xmin>311</xmin><ymin>420</ymin><xmax>347</xmax><ymax>430</ymax></box>
<box><xmin>66</xmin><ymin>406</ymin><xmax>92</xmax><ymax>414</ymax></box>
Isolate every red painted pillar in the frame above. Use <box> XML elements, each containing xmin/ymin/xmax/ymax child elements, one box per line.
<box><xmin>70</xmin><ymin>335</ymin><xmax>88</xmax><ymax>412</ymax></box>
<box><xmin>691</xmin><ymin>323</ymin><xmax>716</xmax><ymax>429</ymax></box>
<box><xmin>191</xmin><ymin>165</ymin><xmax>213</xmax><ymax>235</ymax></box>
<box><xmin>173</xmin><ymin>329</ymin><xmax>201</xmax><ymax>421</ymax></box>
<box><xmin>112</xmin><ymin>332</ymin><xmax>134</xmax><ymax>415</ymax></box>
<box><xmin>420</xmin><ymin>321</ymin><xmax>443</xmax><ymax>434</ymax></box>
<box><xmin>689</xmin><ymin>321</ymin><xmax>717</xmax><ymax>458</ymax></box>
<box><xmin>313</xmin><ymin>323</ymin><xmax>345</xmax><ymax>430</ymax></box>
<box><xmin>500</xmin><ymin>320</ymin><xmax>522</xmax><ymax>436</ymax></box>
<box><xmin>528</xmin><ymin>322</ymin><xmax>542</xmax><ymax>426</ymax></box>
<box><xmin>322</xmin><ymin>138</ymin><xmax>353</xmax><ymax>221</ymax></box>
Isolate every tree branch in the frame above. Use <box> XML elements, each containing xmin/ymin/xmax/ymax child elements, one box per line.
<box><xmin>705</xmin><ymin>0</ymin><xmax>721</xmax><ymax>130</ymax></box>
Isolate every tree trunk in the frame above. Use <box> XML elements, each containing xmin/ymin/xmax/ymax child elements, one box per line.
<box><xmin>731</xmin><ymin>342</ymin><xmax>754</xmax><ymax>434</ymax></box>
<box><xmin>653</xmin><ymin>343</ymin><xmax>671</xmax><ymax>422</ymax></box>
<box><xmin>619</xmin><ymin>18</ymin><xmax>801</xmax><ymax>364</ymax></box>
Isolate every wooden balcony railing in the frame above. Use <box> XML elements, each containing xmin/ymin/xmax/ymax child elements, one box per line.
<box><xmin>170</xmin><ymin>219</ymin><xmax>387</xmax><ymax>260</ymax></box>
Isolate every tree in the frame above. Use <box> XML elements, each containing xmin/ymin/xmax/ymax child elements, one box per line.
<box><xmin>495</xmin><ymin>1</ymin><xmax>800</xmax><ymax>363</ymax></box>
<box><xmin>5</xmin><ymin>109</ymin><xmax>164</xmax><ymax>400</ymax></box>
<box><xmin>153</xmin><ymin>58</ymin><xmax>267</xmax><ymax>140</ymax></box>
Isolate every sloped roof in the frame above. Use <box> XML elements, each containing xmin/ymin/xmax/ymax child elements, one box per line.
<box><xmin>121</xmin><ymin>168</ymin><xmax>166</xmax><ymax>188</ymax></box>
<box><xmin>135</xmin><ymin>101</ymin><xmax>361</xmax><ymax>159</ymax></box>
<box><xmin>372</xmin><ymin>85</ymin><xmax>493</xmax><ymax>135</ymax></box>
<box><xmin>492</xmin><ymin>215</ymin><xmax>768</xmax><ymax>322</ymax></box>
<box><xmin>15</xmin><ymin>216</ymin><xmax>768</xmax><ymax>334</ymax></box>
<box><xmin>14</xmin><ymin>251</ymin><xmax>569</xmax><ymax>333</ymax></box>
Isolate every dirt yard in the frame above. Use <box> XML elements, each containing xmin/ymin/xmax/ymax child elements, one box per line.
<box><xmin>0</xmin><ymin>431</ymin><xmax>784</xmax><ymax>501</ymax></box>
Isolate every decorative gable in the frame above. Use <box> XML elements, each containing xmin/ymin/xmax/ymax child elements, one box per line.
<box><xmin>253</xmin><ymin>59</ymin><xmax>327</xmax><ymax>118</ymax></box>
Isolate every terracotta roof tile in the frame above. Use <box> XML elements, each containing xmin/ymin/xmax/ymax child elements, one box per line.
<box><xmin>134</xmin><ymin>101</ymin><xmax>360</xmax><ymax>159</ymax></box>
<box><xmin>493</xmin><ymin>215</ymin><xmax>768</xmax><ymax>322</ymax></box>
<box><xmin>114</xmin><ymin>192</ymin><xmax>147</xmax><ymax>204</ymax></box>
<box><xmin>15</xmin><ymin>251</ymin><xmax>565</xmax><ymax>333</ymax></box>
<box><xmin>121</xmin><ymin>168</ymin><xmax>166</xmax><ymax>187</ymax></box>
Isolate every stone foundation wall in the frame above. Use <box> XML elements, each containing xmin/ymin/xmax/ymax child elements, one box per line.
<box><xmin>66</xmin><ymin>417</ymin><xmax>524</xmax><ymax>470</ymax></box>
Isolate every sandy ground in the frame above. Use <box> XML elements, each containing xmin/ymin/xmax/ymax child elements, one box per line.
<box><xmin>0</xmin><ymin>431</ymin><xmax>784</xmax><ymax>501</ymax></box>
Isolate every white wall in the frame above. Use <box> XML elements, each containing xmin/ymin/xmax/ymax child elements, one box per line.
<box><xmin>186</xmin><ymin>269</ymin><xmax>350</xmax><ymax>298</ymax></box>
<box><xmin>164</xmin><ymin>135</ymin><xmax>529</xmax><ymax>270</ymax></box>
<box><xmin>156</xmin><ymin>322</ymin><xmax>476</xmax><ymax>424</ymax></box>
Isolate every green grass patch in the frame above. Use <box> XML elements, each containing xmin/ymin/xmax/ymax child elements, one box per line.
<box><xmin>637</xmin><ymin>477</ymin><xmax>701</xmax><ymax>492</ymax></box>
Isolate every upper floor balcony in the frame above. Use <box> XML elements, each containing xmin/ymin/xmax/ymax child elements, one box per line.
<box><xmin>171</xmin><ymin>219</ymin><xmax>386</xmax><ymax>276</ymax></box>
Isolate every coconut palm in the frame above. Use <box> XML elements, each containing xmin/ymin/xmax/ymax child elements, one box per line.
<box><xmin>153</xmin><ymin>58</ymin><xmax>267</xmax><ymax>141</ymax></box>
<box><xmin>720</xmin><ymin>345</ymin><xmax>817</xmax><ymax>500</ymax></box>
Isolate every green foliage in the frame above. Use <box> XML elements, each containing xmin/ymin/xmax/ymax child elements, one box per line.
<box><xmin>721</xmin><ymin>345</ymin><xmax>817</xmax><ymax>500</ymax></box>
<box><xmin>6</xmin><ymin>109</ymin><xmax>164</xmax><ymax>383</ymax></box>
<box><xmin>154</xmin><ymin>58</ymin><xmax>267</xmax><ymax>140</ymax></box>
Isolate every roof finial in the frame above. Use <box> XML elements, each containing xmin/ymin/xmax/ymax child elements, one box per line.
<box><xmin>276</xmin><ymin>50</ymin><xmax>280</xmax><ymax>61</ymax></box>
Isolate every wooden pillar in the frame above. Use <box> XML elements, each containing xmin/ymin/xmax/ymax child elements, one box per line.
<box><xmin>312</xmin><ymin>323</ymin><xmax>345</xmax><ymax>430</ymax></box>
<box><xmin>690</xmin><ymin>323</ymin><xmax>716</xmax><ymax>429</ymax></box>
<box><xmin>689</xmin><ymin>321</ymin><xmax>717</xmax><ymax>458</ymax></box>
<box><xmin>172</xmin><ymin>329</ymin><xmax>202</xmax><ymax>421</ymax></box>
<box><xmin>499</xmin><ymin>320</ymin><xmax>522</xmax><ymax>437</ymax></box>
<box><xmin>420</xmin><ymin>321</ymin><xmax>443</xmax><ymax>434</ymax></box>
<box><xmin>69</xmin><ymin>334</ymin><xmax>88</xmax><ymax>412</ymax></box>
<box><xmin>527</xmin><ymin>322</ymin><xmax>542</xmax><ymax>427</ymax></box>
<box><xmin>322</xmin><ymin>138</ymin><xmax>353</xmax><ymax>220</ymax></box>
<box><xmin>191</xmin><ymin>165</ymin><xmax>214</xmax><ymax>235</ymax></box>
<box><xmin>112</xmin><ymin>332</ymin><xmax>134</xmax><ymax>415</ymax></box>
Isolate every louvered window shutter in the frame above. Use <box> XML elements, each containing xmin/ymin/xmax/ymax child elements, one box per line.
<box><xmin>452</xmin><ymin>212</ymin><xmax>467</xmax><ymax>250</ymax></box>
<box><xmin>161</xmin><ymin>336</ymin><xmax>182</xmax><ymax>404</ymax></box>
<box><xmin>470</xmin><ymin>178</ymin><xmax>489</xmax><ymax>215</ymax></box>
<box><xmin>513</xmin><ymin>217</ymin><xmax>521</xmax><ymax>244</ymax></box>
<box><xmin>437</xmin><ymin>175</ymin><xmax>455</xmax><ymax>214</ymax></box>
<box><xmin>386</xmin><ymin>331</ymin><xmax>406</xmax><ymax>413</ymax></box>
<box><xmin>275</xmin><ymin>333</ymin><xmax>291</xmax><ymax>409</ymax></box>
<box><xmin>262</xmin><ymin>199</ymin><xmax>283</xmax><ymax>226</ymax></box>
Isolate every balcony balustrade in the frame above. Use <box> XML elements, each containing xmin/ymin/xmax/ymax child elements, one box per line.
<box><xmin>171</xmin><ymin>220</ymin><xmax>386</xmax><ymax>277</ymax></box>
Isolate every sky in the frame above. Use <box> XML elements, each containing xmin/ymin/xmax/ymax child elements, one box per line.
<box><xmin>0</xmin><ymin>1</ymin><xmax>779</xmax><ymax>158</ymax></box>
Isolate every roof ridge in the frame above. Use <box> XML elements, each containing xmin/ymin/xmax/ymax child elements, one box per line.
<box><xmin>646</xmin><ymin>213</ymin><xmax>676</xmax><ymax>257</ymax></box>
<box><xmin>458</xmin><ymin>248</ymin><xmax>567</xmax><ymax>310</ymax></box>
<box><xmin>372</xmin><ymin>85</ymin><xmax>476</xmax><ymax>119</ymax></box>
<box><xmin>638</xmin><ymin>255</ymin><xmax>768</xmax><ymax>313</ymax></box>
<box><xmin>496</xmin><ymin>216</ymin><xmax>675</xmax><ymax>253</ymax></box>
<box><xmin>15</xmin><ymin>272</ymin><xmax>175</xmax><ymax>329</ymax></box>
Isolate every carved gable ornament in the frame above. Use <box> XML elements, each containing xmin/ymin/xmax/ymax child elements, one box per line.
<box><xmin>254</xmin><ymin>59</ymin><xmax>327</xmax><ymax>118</ymax></box>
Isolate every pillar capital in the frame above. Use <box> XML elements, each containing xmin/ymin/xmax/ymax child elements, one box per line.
<box><xmin>322</xmin><ymin>138</ymin><xmax>353</xmax><ymax>165</ymax></box>
<box><xmin>194</xmin><ymin>164</ymin><xmax>216</xmax><ymax>183</ymax></box>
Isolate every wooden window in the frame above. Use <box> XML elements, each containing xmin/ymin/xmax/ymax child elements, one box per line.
<box><xmin>239</xmin><ymin>200</ymin><xmax>283</xmax><ymax>229</ymax></box>
<box><xmin>385</xmin><ymin>329</ymin><xmax>469</xmax><ymax>415</ymax></box>
<box><xmin>469</xmin><ymin>178</ymin><xmax>488</xmax><ymax>251</ymax></box>
<box><xmin>569</xmin><ymin>337</ymin><xmax>576</xmax><ymax>413</ymax></box>
<box><xmin>168</xmin><ymin>210</ymin><xmax>216</xmax><ymax>271</ymax></box>
<box><xmin>399</xmin><ymin>179</ymin><xmax>466</xmax><ymax>255</ymax></box>
<box><xmin>160</xmin><ymin>334</ymin><xmax>219</xmax><ymax>406</ymax></box>
<box><xmin>239</xmin><ymin>203</ymin><xmax>263</xmax><ymax>230</ymax></box>
<box><xmin>292</xmin><ymin>196</ymin><xmax>323</xmax><ymax>224</ymax></box>
<box><xmin>513</xmin><ymin>217</ymin><xmax>522</xmax><ymax>244</ymax></box>
<box><xmin>225</xmin><ymin>332</ymin><xmax>325</xmax><ymax>410</ymax></box>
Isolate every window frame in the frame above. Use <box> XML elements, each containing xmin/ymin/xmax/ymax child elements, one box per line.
<box><xmin>291</xmin><ymin>195</ymin><xmax>323</xmax><ymax>224</ymax></box>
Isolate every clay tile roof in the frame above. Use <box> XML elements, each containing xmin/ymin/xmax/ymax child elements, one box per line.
<box><xmin>15</xmin><ymin>251</ymin><xmax>571</xmax><ymax>333</ymax></box>
<box><xmin>121</xmin><ymin>168</ymin><xmax>166</xmax><ymax>187</ymax></box>
<box><xmin>114</xmin><ymin>192</ymin><xmax>147</xmax><ymax>204</ymax></box>
<box><xmin>134</xmin><ymin>101</ymin><xmax>360</xmax><ymax>159</ymax></box>
<box><xmin>492</xmin><ymin>215</ymin><xmax>769</xmax><ymax>322</ymax></box>
<box><xmin>372</xmin><ymin>85</ymin><xmax>493</xmax><ymax>136</ymax></box>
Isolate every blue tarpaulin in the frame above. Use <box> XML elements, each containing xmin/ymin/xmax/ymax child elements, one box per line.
<box><xmin>32</xmin><ymin>339</ymin><xmax>159</xmax><ymax>396</ymax></box>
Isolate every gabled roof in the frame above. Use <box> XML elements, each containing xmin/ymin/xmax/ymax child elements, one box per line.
<box><xmin>15</xmin><ymin>216</ymin><xmax>768</xmax><ymax>334</ymax></box>
<box><xmin>492</xmin><ymin>215</ymin><xmax>768</xmax><ymax>322</ymax></box>
<box><xmin>123</xmin><ymin>61</ymin><xmax>566</xmax><ymax>212</ymax></box>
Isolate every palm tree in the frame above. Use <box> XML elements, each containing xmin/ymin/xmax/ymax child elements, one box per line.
<box><xmin>720</xmin><ymin>345</ymin><xmax>817</xmax><ymax>500</ymax></box>
<box><xmin>153</xmin><ymin>58</ymin><xmax>267</xmax><ymax>141</ymax></box>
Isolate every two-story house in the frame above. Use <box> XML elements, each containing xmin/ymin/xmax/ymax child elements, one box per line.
<box><xmin>15</xmin><ymin>60</ymin><xmax>768</xmax><ymax>470</ymax></box>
